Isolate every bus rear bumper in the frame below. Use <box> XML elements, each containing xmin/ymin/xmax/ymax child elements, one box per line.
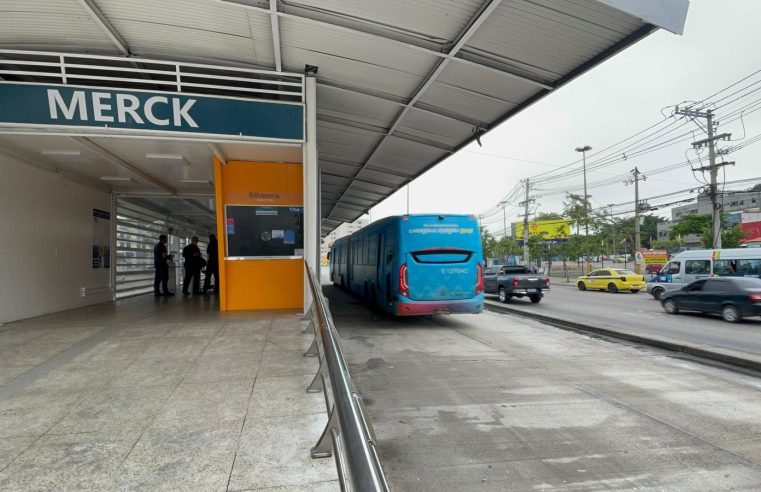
<box><xmin>395</xmin><ymin>298</ymin><xmax>484</xmax><ymax>316</ymax></box>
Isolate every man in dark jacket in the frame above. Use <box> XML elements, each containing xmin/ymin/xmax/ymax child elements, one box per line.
<box><xmin>153</xmin><ymin>234</ymin><xmax>175</xmax><ymax>297</ymax></box>
<box><xmin>202</xmin><ymin>233</ymin><xmax>219</xmax><ymax>294</ymax></box>
<box><xmin>182</xmin><ymin>236</ymin><xmax>202</xmax><ymax>295</ymax></box>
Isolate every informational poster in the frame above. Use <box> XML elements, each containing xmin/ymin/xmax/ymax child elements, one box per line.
<box><xmin>225</xmin><ymin>205</ymin><xmax>303</xmax><ymax>257</ymax></box>
<box><xmin>92</xmin><ymin>209</ymin><xmax>111</xmax><ymax>268</ymax></box>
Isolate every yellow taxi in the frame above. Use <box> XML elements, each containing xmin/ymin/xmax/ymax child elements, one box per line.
<box><xmin>576</xmin><ymin>268</ymin><xmax>647</xmax><ymax>293</ymax></box>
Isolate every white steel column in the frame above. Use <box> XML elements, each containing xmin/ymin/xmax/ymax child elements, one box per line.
<box><xmin>110</xmin><ymin>192</ymin><xmax>118</xmax><ymax>301</ymax></box>
<box><xmin>303</xmin><ymin>74</ymin><xmax>319</xmax><ymax>312</ymax></box>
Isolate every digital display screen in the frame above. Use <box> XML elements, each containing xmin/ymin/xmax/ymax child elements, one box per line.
<box><xmin>225</xmin><ymin>205</ymin><xmax>304</xmax><ymax>257</ymax></box>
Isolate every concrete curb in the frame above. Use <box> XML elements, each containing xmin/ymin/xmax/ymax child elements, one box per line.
<box><xmin>485</xmin><ymin>301</ymin><xmax>761</xmax><ymax>373</ymax></box>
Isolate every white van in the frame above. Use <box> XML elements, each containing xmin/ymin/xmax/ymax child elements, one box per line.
<box><xmin>646</xmin><ymin>248</ymin><xmax>761</xmax><ymax>299</ymax></box>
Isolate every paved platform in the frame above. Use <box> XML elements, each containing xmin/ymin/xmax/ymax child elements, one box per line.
<box><xmin>0</xmin><ymin>295</ymin><xmax>338</xmax><ymax>491</ymax></box>
<box><xmin>325</xmin><ymin>284</ymin><xmax>761</xmax><ymax>491</ymax></box>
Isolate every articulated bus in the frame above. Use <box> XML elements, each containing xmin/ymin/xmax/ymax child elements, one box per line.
<box><xmin>647</xmin><ymin>248</ymin><xmax>761</xmax><ymax>299</ymax></box>
<box><xmin>329</xmin><ymin>214</ymin><xmax>484</xmax><ymax>316</ymax></box>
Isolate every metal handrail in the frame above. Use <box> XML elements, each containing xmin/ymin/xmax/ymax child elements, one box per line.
<box><xmin>303</xmin><ymin>264</ymin><xmax>389</xmax><ymax>492</ymax></box>
<box><xmin>0</xmin><ymin>49</ymin><xmax>304</xmax><ymax>103</ymax></box>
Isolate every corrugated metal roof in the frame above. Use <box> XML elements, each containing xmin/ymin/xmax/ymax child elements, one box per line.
<box><xmin>0</xmin><ymin>0</ymin><xmax>118</xmax><ymax>53</ymax></box>
<box><xmin>0</xmin><ymin>0</ymin><xmax>689</xmax><ymax>236</ymax></box>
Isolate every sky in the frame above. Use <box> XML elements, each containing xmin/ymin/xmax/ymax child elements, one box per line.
<box><xmin>368</xmin><ymin>0</ymin><xmax>761</xmax><ymax>237</ymax></box>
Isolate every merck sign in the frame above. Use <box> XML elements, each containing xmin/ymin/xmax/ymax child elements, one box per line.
<box><xmin>0</xmin><ymin>82</ymin><xmax>304</xmax><ymax>140</ymax></box>
<box><xmin>48</xmin><ymin>89</ymin><xmax>198</xmax><ymax>128</ymax></box>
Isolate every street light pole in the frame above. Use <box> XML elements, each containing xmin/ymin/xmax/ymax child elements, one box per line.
<box><xmin>575</xmin><ymin>145</ymin><xmax>592</xmax><ymax>236</ymax></box>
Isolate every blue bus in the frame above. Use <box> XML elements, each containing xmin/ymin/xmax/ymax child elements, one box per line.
<box><xmin>329</xmin><ymin>214</ymin><xmax>484</xmax><ymax>316</ymax></box>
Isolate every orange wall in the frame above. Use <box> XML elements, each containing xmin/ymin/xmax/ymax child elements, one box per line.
<box><xmin>214</xmin><ymin>158</ymin><xmax>304</xmax><ymax>311</ymax></box>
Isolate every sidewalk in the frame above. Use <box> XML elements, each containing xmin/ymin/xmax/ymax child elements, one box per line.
<box><xmin>0</xmin><ymin>296</ymin><xmax>338</xmax><ymax>491</ymax></box>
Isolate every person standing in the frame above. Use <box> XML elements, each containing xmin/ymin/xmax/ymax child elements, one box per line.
<box><xmin>153</xmin><ymin>234</ymin><xmax>175</xmax><ymax>297</ymax></box>
<box><xmin>182</xmin><ymin>236</ymin><xmax>202</xmax><ymax>295</ymax></box>
<box><xmin>202</xmin><ymin>233</ymin><xmax>219</xmax><ymax>294</ymax></box>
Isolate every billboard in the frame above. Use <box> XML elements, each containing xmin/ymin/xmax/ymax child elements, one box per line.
<box><xmin>642</xmin><ymin>249</ymin><xmax>668</xmax><ymax>273</ymax></box>
<box><xmin>515</xmin><ymin>219</ymin><xmax>571</xmax><ymax>240</ymax></box>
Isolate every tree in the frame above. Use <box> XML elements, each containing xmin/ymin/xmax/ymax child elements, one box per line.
<box><xmin>721</xmin><ymin>225</ymin><xmax>746</xmax><ymax>248</ymax></box>
<box><xmin>480</xmin><ymin>226</ymin><xmax>500</xmax><ymax>258</ymax></box>
<box><xmin>669</xmin><ymin>214</ymin><xmax>710</xmax><ymax>241</ymax></box>
<box><xmin>536</xmin><ymin>212</ymin><xmax>563</xmax><ymax>220</ymax></box>
<box><xmin>651</xmin><ymin>239</ymin><xmax>678</xmax><ymax>251</ymax></box>
<box><xmin>563</xmin><ymin>193</ymin><xmax>594</xmax><ymax>235</ymax></box>
<box><xmin>669</xmin><ymin>214</ymin><xmax>746</xmax><ymax>248</ymax></box>
<box><xmin>480</xmin><ymin>226</ymin><xmax>522</xmax><ymax>260</ymax></box>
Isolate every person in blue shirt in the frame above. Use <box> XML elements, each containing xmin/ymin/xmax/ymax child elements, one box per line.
<box><xmin>153</xmin><ymin>234</ymin><xmax>174</xmax><ymax>297</ymax></box>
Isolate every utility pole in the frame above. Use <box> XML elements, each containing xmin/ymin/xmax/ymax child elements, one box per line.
<box><xmin>633</xmin><ymin>167</ymin><xmax>642</xmax><ymax>274</ymax></box>
<box><xmin>624</xmin><ymin>168</ymin><xmax>646</xmax><ymax>273</ymax></box>
<box><xmin>406</xmin><ymin>183</ymin><xmax>410</xmax><ymax>215</ymax></box>
<box><xmin>706</xmin><ymin>110</ymin><xmax>720</xmax><ymax>249</ymax></box>
<box><xmin>675</xmin><ymin>107</ymin><xmax>732</xmax><ymax>249</ymax></box>
<box><xmin>608</xmin><ymin>204</ymin><xmax>616</xmax><ymax>258</ymax></box>
<box><xmin>575</xmin><ymin>145</ymin><xmax>593</xmax><ymax>235</ymax></box>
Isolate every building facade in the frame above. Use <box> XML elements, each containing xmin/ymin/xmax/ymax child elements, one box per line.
<box><xmin>322</xmin><ymin>216</ymin><xmax>369</xmax><ymax>248</ymax></box>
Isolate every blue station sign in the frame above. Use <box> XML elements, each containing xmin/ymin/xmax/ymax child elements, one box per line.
<box><xmin>0</xmin><ymin>83</ymin><xmax>303</xmax><ymax>141</ymax></box>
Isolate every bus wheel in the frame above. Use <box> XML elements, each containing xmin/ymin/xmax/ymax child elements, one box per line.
<box><xmin>652</xmin><ymin>287</ymin><xmax>664</xmax><ymax>300</ymax></box>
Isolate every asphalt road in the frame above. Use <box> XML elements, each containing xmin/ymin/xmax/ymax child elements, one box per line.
<box><xmin>324</xmin><ymin>284</ymin><xmax>761</xmax><ymax>490</ymax></box>
<box><xmin>486</xmin><ymin>284</ymin><xmax>761</xmax><ymax>358</ymax></box>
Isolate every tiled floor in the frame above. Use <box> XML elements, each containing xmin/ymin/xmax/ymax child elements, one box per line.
<box><xmin>0</xmin><ymin>295</ymin><xmax>338</xmax><ymax>491</ymax></box>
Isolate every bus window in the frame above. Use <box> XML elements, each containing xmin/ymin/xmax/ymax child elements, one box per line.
<box><xmin>737</xmin><ymin>258</ymin><xmax>761</xmax><ymax>277</ymax></box>
<box><xmin>385</xmin><ymin>235</ymin><xmax>395</xmax><ymax>264</ymax></box>
<box><xmin>713</xmin><ymin>259</ymin><xmax>736</xmax><ymax>275</ymax></box>
<box><xmin>685</xmin><ymin>260</ymin><xmax>710</xmax><ymax>275</ymax></box>
<box><xmin>369</xmin><ymin>234</ymin><xmax>378</xmax><ymax>264</ymax></box>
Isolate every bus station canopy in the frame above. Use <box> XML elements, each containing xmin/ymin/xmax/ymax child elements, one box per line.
<box><xmin>0</xmin><ymin>0</ymin><xmax>688</xmax><ymax>236</ymax></box>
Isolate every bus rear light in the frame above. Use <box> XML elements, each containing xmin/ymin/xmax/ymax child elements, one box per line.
<box><xmin>399</xmin><ymin>263</ymin><xmax>409</xmax><ymax>298</ymax></box>
<box><xmin>476</xmin><ymin>263</ymin><xmax>484</xmax><ymax>294</ymax></box>
<box><xmin>750</xmin><ymin>293</ymin><xmax>761</xmax><ymax>303</ymax></box>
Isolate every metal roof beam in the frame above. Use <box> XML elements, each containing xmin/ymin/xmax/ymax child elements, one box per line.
<box><xmin>320</xmin><ymin>157</ymin><xmax>414</xmax><ymax>180</ymax></box>
<box><xmin>269</xmin><ymin>0</ymin><xmax>283</xmax><ymax>71</ymax></box>
<box><xmin>321</xmin><ymin>171</ymin><xmax>397</xmax><ymax>190</ymax></box>
<box><xmin>183</xmin><ymin>198</ymin><xmax>216</xmax><ymax>218</ymax></box>
<box><xmin>70</xmin><ymin>137</ymin><xmax>177</xmax><ymax>195</ymax></box>
<box><xmin>317</xmin><ymin>81</ymin><xmax>489</xmax><ymax>130</ymax></box>
<box><xmin>218</xmin><ymin>0</ymin><xmax>551</xmax><ymax>89</ymax></box>
<box><xmin>328</xmin><ymin>0</ymin><xmax>504</xmax><ymax>219</ymax></box>
<box><xmin>76</xmin><ymin>0</ymin><xmax>131</xmax><ymax>56</ymax></box>
<box><xmin>0</xmin><ymin>145</ymin><xmax>109</xmax><ymax>193</ymax></box>
<box><xmin>317</xmin><ymin>115</ymin><xmax>455</xmax><ymax>153</ymax></box>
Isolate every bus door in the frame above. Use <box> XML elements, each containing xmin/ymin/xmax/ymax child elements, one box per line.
<box><xmin>379</xmin><ymin>233</ymin><xmax>394</xmax><ymax>305</ymax></box>
<box><xmin>375</xmin><ymin>233</ymin><xmax>385</xmax><ymax>304</ymax></box>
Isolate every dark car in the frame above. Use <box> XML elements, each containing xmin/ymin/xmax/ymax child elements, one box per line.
<box><xmin>660</xmin><ymin>277</ymin><xmax>761</xmax><ymax>323</ymax></box>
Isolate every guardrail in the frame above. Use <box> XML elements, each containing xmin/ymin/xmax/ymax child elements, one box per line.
<box><xmin>303</xmin><ymin>264</ymin><xmax>389</xmax><ymax>491</ymax></box>
<box><xmin>0</xmin><ymin>49</ymin><xmax>303</xmax><ymax>103</ymax></box>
